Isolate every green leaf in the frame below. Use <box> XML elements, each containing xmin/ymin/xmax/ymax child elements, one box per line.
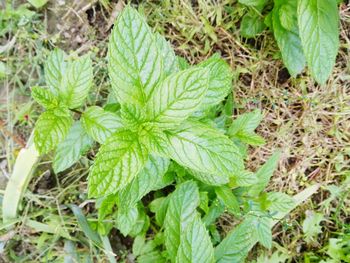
<box><xmin>60</xmin><ymin>54</ymin><xmax>93</xmax><ymax>109</ymax></box>
<box><xmin>176</xmin><ymin>215</ymin><xmax>215</xmax><ymax>263</ymax></box>
<box><xmin>267</xmin><ymin>192</ymin><xmax>295</xmax><ymax>213</ymax></box>
<box><xmin>88</xmin><ymin>130</ymin><xmax>148</xmax><ymax>197</ymax></box>
<box><xmin>238</xmin><ymin>0</ymin><xmax>267</xmax><ymax>6</ymax></box>
<box><xmin>155</xmin><ymin>33</ymin><xmax>179</xmax><ymax>76</ymax></box>
<box><xmin>199</xmin><ymin>192</ymin><xmax>209</xmax><ymax>214</ymax></box>
<box><xmin>197</xmin><ymin>54</ymin><xmax>232</xmax><ymax>110</ymax></box>
<box><xmin>133</xmin><ymin>234</ymin><xmax>161</xmax><ymax>258</ymax></box>
<box><xmin>149</xmin><ymin>196</ymin><xmax>170</xmax><ymax>226</ymax></box>
<box><xmin>139</xmin><ymin>124</ymin><xmax>168</xmax><ymax>155</ymax></box>
<box><xmin>146</xmin><ymin>68</ymin><xmax>209</xmax><ymax>128</ymax></box>
<box><xmin>81</xmin><ymin>106</ymin><xmax>124</xmax><ymax>144</ymax></box>
<box><xmin>31</xmin><ymin>86</ymin><xmax>58</xmax><ymax>109</ymax></box>
<box><xmin>202</xmin><ymin>199</ymin><xmax>225</xmax><ymax>227</ymax></box>
<box><xmin>240</xmin><ymin>12</ymin><xmax>266</xmax><ymax>38</ymax></box>
<box><xmin>129</xmin><ymin>206</ymin><xmax>150</xmax><ymax>237</ymax></box>
<box><xmin>255</xmin><ymin>216</ymin><xmax>272</xmax><ymax>249</ymax></box>
<box><xmin>120</xmin><ymin>104</ymin><xmax>145</xmax><ymax>129</ymax></box>
<box><xmin>272</xmin><ymin>7</ymin><xmax>306</xmax><ymax>77</ymax></box>
<box><xmin>97</xmin><ymin>194</ymin><xmax>116</xmax><ymax>222</ymax></box>
<box><xmin>214</xmin><ymin>216</ymin><xmax>258</xmax><ymax>263</ymax></box>
<box><xmin>235</xmin><ymin>132</ymin><xmax>266</xmax><ymax>146</ymax></box>
<box><xmin>188</xmin><ymin>169</ymin><xmax>229</xmax><ymax>186</ymax></box>
<box><xmin>279</xmin><ymin>1</ymin><xmax>297</xmax><ymax>31</ymax></box>
<box><xmin>44</xmin><ymin>48</ymin><xmax>66</xmax><ymax>96</ymax></box>
<box><xmin>216</xmin><ymin>185</ymin><xmax>321</xmax><ymax>263</ymax></box>
<box><xmin>302</xmin><ymin>211</ymin><xmax>325</xmax><ymax>244</ymax></box>
<box><xmin>248</xmin><ymin>151</ymin><xmax>280</xmax><ymax>196</ymax></box>
<box><xmin>297</xmin><ymin>0</ymin><xmax>339</xmax><ymax>84</ymax></box>
<box><xmin>53</xmin><ymin>121</ymin><xmax>93</xmax><ymax>173</ymax></box>
<box><xmin>178</xmin><ymin>56</ymin><xmax>190</xmax><ymax>70</ymax></box>
<box><xmin>164</xmin><ymin>120</ymin><xmax>244</xmax><ymax>178</ymax></box>
<box><xmin>233</xmin><ymin>170</ymin><xmax>258</xmax><ymax>187</ymax></box>
<box><xmin>228</xmin><ymin>110</ymin><xmax>263</xmax><ymax>136</ymax></box>
<box><xmin>118</xmin><ymin>156</ymin><xmax>170</xmax><ymax>210</ymax></box>
<box><xmin>34</xmin><ymin>109</ymin><xmax>73</xmax><ymax>154</ymax></box>
<box><xmin>138</xmin><ymin>251</ymin><xmax>166</xmax><ymax>263</ymax></box>
<box><xmin>227</xmin><ymin>110</ymin><xmax>265</xmax><ymax>146</ymax></box>
<box><xmin>215</xmin><ymin>186</ymin><xmax>240</xmax><ymax>215</ymax></box>
<box><xmin>164</xmin><ymin>181</ymin><xmax>200</xmax><ymax>259</ymax></box>
<box><xmin>116</xmin><ymin>206</ymin><xmax>139</xmax><ymax>236</ymax></box>
<box><xmin>108</xmin><ymin>6</ymin><xmax>163</xmax><ymax>105</ymax></box>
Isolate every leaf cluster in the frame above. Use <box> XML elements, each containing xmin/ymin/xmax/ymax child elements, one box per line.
<box><xmin>32</xmin><ymin>6</ymin><xmax>296</xmax><ymax>262</ymax></box>
<box><xmin>239</xmin><ymin>0</ymin><xmax>340</xmax><ymax>84</ymax></box>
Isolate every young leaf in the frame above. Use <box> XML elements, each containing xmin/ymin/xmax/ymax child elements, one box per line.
<box><xmin>149</xmin><ymin>196</ymin><xmax>170</xmax><ymax>226</ymax></box>
<box><xmin>44</xmin><ymin>48</ymin><xmax>66</xmax><ymax>96</ymax></box>
<box><xmin>297</xmin><ymin>0</ymin><xmax>339</xmax><ymax>84</ymax></box>
<box><xmin>31</xmin><ymin>86</ymin><xmax>58</xmax><ymax>109</ymax></box>
<box><xmin>176</xmin><ymin>215</ymin><xmax>215</xmax><ymax>263</ymax></box>
<box><xmin>116</xmin><ymin>206</ymin><xmax>139</xmax><ymax>236</ymax></box>
<box><xmin>178</xmin><ymin>56</ymin><xmax>190</xmax><ymax>70</ymax></box>
<box><xmin>120</xmin><ymin>104</ymin><xmax>145</xmax><ymax>129</ymax></box>
<box><xmin>97</xmin><ymin>194</ymin><xmax>116</xmax><ymax>223</ymax></box>
<box><xmin>53</xmin><ymin>121</ymin><xmax>93</xmax><ymax>173</ymax></box>
<box><xmin>214</xmin><ymin>216</ymin><xmax>258</xmax><ymax>263</ymax></box>
<box><xmin>227</xmin><ymin>110</ymin><xmax>266</xmax><ymax>146</ymax></box>
<box><xmin>164</xmin><ymin>120</ymin><xmax>244</xmax><ymax>178</ymax></box>
<box><xmin>138</xmin><ymin>124</ymin><xmax>169</xmax><ymax>155</ymax></box>
<box><xmin>267</xmin><ymin>192</ymin><xmax>296</xmax><ymax>213</ymax></box>
<box><xmin>197</xmin><ymin>54</ymin><xmax>232</xmax><ymax>110</ymax></box>
<box><xmin>235</xmin><ymin>132</ymin><xmax>266</xmax><ymax>146</ymax></box>
<box><xmin>88</xmin><ymin>130</ymin><xmax>148</xmax><ymax>197</ymax></box>
<box><xmin>228</xmin><ymin>110</ymin><xmax>263</xmax><ymax>136</ymax></box>
<box><xmin>118</xmin><ymin>156</ymin><xmax>170</xmax><ymax>210</ymax></box>
<box><xmin>202</xmin><ymin>199</ymin><xmax>225</xmax><ymax>227</ymax></box>
<box><xmin>60</xmin><ymin>54</ymin><xmax>93</xmax><ymax>109</ymax></box>
<box><xmin>108</xmin><ymin>6</ymin><xmax>163</xmax><ymax>105</ymax></box>
<box><xmin>81</xmin><ymin>106</ymin><xmax>124</xmax><ymax>144</ymax></box>
<box><xmin>155</xmin><ymin>33</ymin><xmax>179</xmax><ymax>76</ymax></box>
<box><xmin>215</xmin><ymin>186</ymin><xmax>240</xmax><ymax>215</ymax></box>
<box><xmin>146</xmin><ymin>68</ymin><xmax>209</xmax><ymax>128</ymax></box>
<box><xmin>255</xmin><ymin>216</ymin><xmax>273</xmax><ymax>249</ymax></box>
<box><xmin>248</xmin><ymin>151</ymin><xmax>280</xmax><ymax>196</ymax></box>
<box><xmin>240</xmin><ymin>12</ymin><xmax>266</xmax><ymax>38</ymax></box>
<box><xmin>34</xmin><ymin>109</ymin><xmax>73</xmax><ymax>154</ymax></box>
<box><xmin>164</xmin><ymin>181</ymin><xmax>200</xmax><ymax>259</ymax></box>
<box><xmin>272</xmin><ymin>7</ymin><xmax>306</xmax><ymax>77</ymax></box>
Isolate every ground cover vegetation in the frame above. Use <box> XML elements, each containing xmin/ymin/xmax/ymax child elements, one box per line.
<box><xmin>0</xmin><ymin>0</ymin><xmax>349</xmax><ymax>262</ymax></box>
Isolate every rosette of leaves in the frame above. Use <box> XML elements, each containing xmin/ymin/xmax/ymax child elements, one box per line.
<box><xmin>32</xmin><ymin>6</ymin><xmax>297</xmax><ymax>263</ymax></box>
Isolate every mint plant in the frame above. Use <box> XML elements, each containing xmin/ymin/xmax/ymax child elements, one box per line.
<box><xmin>32</xmin><ymin>6</ymin><xmax>297</xmax><ymax>262</ymax></box>
<box><xmin>239</xmin><ymin>0</ymin><xmax>340</xmax><ymax>84</ymax></box>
